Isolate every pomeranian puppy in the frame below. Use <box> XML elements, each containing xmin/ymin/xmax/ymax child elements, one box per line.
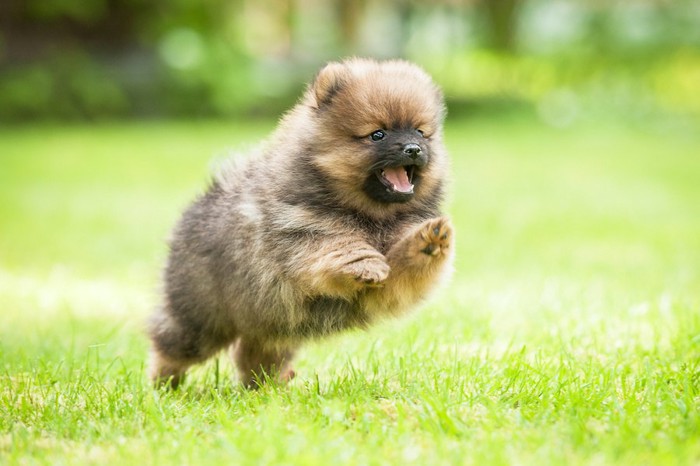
<box><xmin>148</xmin><ymin>58</ymin><xmax>454</xmax><ymax>388</ymax></box>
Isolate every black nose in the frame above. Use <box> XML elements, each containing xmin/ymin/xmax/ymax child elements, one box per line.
<box><xmin>403</xmin><ymin>143</ymin><xmax>422</xmax><ymax>159</ymax></box>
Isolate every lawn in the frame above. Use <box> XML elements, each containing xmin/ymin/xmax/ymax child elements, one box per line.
<box><xmin>1</xmin><ymin>116</ymin><xmax>699</xmax><ymax>465</ymax></box>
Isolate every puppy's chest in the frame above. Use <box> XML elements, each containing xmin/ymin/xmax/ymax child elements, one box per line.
<box><xmin>355</xmin><ymin>220</ymin><xmax>405</xmax><ymax>254</ymax></box>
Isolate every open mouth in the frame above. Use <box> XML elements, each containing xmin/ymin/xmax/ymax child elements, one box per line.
<box><xmin>375</xmin><ymin>166</ymin><xmax>416</xmax><ymax>194</ymax></box>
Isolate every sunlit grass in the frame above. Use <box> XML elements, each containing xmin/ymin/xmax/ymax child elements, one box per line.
<box><xmin>1</xmin><ymin>117</ymin><xmax>699</xmax><ymax>465</ymax></box>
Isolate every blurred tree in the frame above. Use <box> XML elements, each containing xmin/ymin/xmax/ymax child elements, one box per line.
<box><xmin>337</xmin><ymin>0</ymin><xmax>366</xmax><ymax>54</ymax></box>
<box><xmin>0</xmin><ymin>0</ymin><xmax>698</xmax><ymax>120</ymax></box>
<box><xmin>0</xmin><ymin>0</ymin><xmax>156</xmax><ymax>60</ymax></box>
<box><xmin>475</xmin><ymin>0</ymin><xmax>523</xmax><ymax>53</ymax></box>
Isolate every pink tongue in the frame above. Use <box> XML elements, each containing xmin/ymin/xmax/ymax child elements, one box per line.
<box><xmin>383</xmin><ymin>167</ymin><xmax>413</xmax><ymax>193</ymax></box>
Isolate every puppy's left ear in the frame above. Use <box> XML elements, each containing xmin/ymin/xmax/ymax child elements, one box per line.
<box><xmin>309</xmin><ymin>62</ymin><xmax>348</xmax><ymax>109</ymax></box>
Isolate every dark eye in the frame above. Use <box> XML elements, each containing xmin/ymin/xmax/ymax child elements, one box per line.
<box><xmin>416</xmin><ymin>129</ymin><xmax>425</xmax><ymax>137</ymax></box>
<box><xmin>370</xmin><ymin>130</ymin><xmax>385</xmax><ymax>141</ymax></box>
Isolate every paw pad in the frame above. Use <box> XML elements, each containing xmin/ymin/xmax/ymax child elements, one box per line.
<box><xmin>419</xmin><ymin>218</ymin><xmax>452</xmax><ymax>257</ymax></box>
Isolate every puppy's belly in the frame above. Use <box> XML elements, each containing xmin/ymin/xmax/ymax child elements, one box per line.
<box><xmin>249</xmin><ymin>296</ymin><xmax>370</xmax><ymax>341</ymax></box>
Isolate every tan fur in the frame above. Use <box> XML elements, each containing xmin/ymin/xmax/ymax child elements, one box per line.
<box><xmin>147</xmin><ymin>58</ymin><xmax>454</xmax><ymax>389</ymax></box>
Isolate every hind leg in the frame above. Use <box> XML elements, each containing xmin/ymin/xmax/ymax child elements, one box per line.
<box><xmin>147</xmin><ymin>311</ymin><xmax>230</xmax><ymax>389</ymax></box>
<box><xmin>231</xmin><ymin>338</ymin><xmax>297</xmax><ymax>389</ymax></box>
<box><xmin>147</xmin><ymin>349</ymin><xmax>193</xmax><ymax>389</ymax></box>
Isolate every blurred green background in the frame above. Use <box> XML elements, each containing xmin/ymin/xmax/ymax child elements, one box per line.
<box><xmin>2</xmin><ymin>3</ymin><xmax>700</xmax><ymax>464</ymax></box>
<box><xmin>1</xmin><ymin>0</ymin><xmax>699</xmax><ymax>122</ymax></box>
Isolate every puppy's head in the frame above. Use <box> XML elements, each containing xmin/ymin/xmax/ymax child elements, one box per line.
<box><xmin>302</xmin><ymin>58</ymin><xmax>448</xmax><ymax>214</ymax></box>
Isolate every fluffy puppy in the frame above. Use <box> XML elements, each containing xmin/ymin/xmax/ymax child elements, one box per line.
<box><xmin>148</xmin><ymin>58</ymin><xmax>454</xmax><ymax>388</ymax></box>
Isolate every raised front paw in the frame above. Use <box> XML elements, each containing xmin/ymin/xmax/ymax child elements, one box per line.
<box><xmin>417</xmin><ymin>217</ymin><xmax>452</xmax><ymax>257</ymax></box>
<box><xmin>342</xmin><ymin>256</ymin><xmax>390</xmax><ymax>288</ymax></box>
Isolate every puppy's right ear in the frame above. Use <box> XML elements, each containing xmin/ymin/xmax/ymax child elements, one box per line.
<box><xmin>310</xmin><ymin>62</ymin><xmax>348</xmax><ymax>109</ymax></box>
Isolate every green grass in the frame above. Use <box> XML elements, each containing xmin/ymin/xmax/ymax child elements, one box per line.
<box><xmin>1</xmin><ymin>116</ymin><xmax>699</xmax><ymax>465</ymax></box>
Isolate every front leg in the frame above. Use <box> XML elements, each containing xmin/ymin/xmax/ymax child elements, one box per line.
<box><xmin>364</xmin><ymin>217</ymin><xmax>453</xmax><ymax>314</ymax></box>
<box><xmin>288</xmin><ymin>237</ymin><xmax>390</xmax><ymax>298</ymax></box>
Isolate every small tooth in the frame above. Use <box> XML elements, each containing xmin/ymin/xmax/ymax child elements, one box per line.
<box><xmin>391</xmin><ymin>184</ymin><xmax>397</xmax><ymax>190</ymax></box>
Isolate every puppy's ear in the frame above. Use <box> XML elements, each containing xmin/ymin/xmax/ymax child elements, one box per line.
<box><xmin>310</xmin><ymin>62</ymin><xmax>348</xmax><ymax>109</ymax></box>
